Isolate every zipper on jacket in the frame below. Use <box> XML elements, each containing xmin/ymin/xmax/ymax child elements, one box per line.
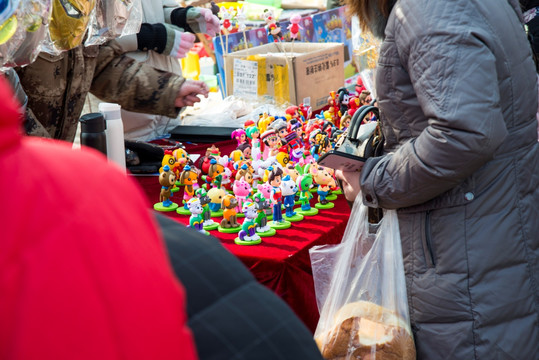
<box><xmin>424</xmin><ymin>210</ymin><xmax>436</xmax><ymax>268</ymax></box>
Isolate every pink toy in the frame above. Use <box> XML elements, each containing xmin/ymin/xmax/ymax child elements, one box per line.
<box><xmin>231</xmin><ymin>128</ymin><xmax>247</xmax><ymax>147</ymax></box>
<box><xmin>233</xmin><ymin>176</ymin><xmax>252</xmax><ymax>212</ymax></box>
<box><xmin>287</xmin><ymin>14</ymin><xmax>303</xmax><ymax>40</ymax></box>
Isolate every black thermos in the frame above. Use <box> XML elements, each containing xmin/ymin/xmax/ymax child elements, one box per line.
<box><xmin>79</xmin><ymin>113</ymin><xmax>107</xmax><ymax>156</ymax></box>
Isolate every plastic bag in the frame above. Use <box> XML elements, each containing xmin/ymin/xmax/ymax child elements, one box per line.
<box><xmin>310</xmin><ymin>193</ymin><xmax>416</xmax><ymax>360</ymax></box>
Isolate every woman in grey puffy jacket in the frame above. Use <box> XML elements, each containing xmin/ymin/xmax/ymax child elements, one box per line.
<box><xmin>338</xmin><ymin>0</ymin><xmax>539</xmax><ymax>358</ymax></box>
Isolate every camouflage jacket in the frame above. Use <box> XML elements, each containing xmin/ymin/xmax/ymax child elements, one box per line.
<box><xmin>17</xmin><ymin>42</ymin><xmax>185</xmax><ymax>142</ymax></box>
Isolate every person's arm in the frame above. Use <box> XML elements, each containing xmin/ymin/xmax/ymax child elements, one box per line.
<box><xmin>90</xmin><ymin>42</ymin><xmax>186</xmax><ymax>118</ymax></box>
<box><xmin>360</xmin><ymin>8</ymin><xmax>507</xmax><ymax>209</ymax></box>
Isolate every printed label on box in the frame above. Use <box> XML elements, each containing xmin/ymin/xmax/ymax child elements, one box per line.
<box><xmin>233</xmin><ymin>59</ymin><xmax>258</xmax><ymax>98</ymax></box>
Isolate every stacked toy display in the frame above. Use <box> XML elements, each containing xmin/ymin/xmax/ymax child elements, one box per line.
<box><xmin>153</xmin><ymin>87</ymin><xmax>377</xmax><ymax>245</ymax></box>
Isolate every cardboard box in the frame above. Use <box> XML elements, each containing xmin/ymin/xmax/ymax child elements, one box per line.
<box><xmin>224</xmin><ymin>42</ymin><xmax>344</xmax><ymax>110</ymax></box>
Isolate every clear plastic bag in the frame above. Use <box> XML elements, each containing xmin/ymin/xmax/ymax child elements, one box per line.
<box><xmin>310</xmin><ymin>193</ymin><xmax>416</xmax><ymax>360</ymax></box>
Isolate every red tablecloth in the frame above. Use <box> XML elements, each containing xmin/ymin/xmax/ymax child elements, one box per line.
<box><xmin>134</xmin><ymin>139</ymin><xmax>351</xmax><ymax>332</ymax></box>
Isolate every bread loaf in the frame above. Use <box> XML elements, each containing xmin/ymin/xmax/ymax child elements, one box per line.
<box><xmin>315</xmin><ymin>301</ymin><xmax>416</xmax><ymax>360</ymax></box>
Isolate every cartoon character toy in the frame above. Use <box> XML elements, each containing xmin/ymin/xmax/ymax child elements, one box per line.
<box><xmin>267</xmin><ymin>167</ymin><xmax>291</xmax><ymax>229</ymax></box>
<box><xmin>287</xmin><ymin>14</ymin><xmax>303</xmax><ymax>40</ymax></box>
<box><xmin>218</xmin><ymin>194</ymin><xmax>241</xmax><ymax>232</ymax></box>
<box><xmin>296</xmin><ymin>165</ymin><xmax>318</xmax><ymax>216</ymax></box>
<box><xmin>263</xmin><ymin>9</ymin><xmax>283</xmax><ymax>42</ymax></box>
<box><xmin>231</xmin><ymin>128</ymin><xmax>247</xmax><ymax>147</ymax></box>
<box><xmin>154</xmin><ymin>164</ymin><xmax>179</xmax><ymax>211</ymax></box>
<box><xmin>235</xmin><ymin>201</ymin><xmax>262</xmax><ymax>245</ymax></box>
<box><xmin>233</xmin><ymin>176</ymin><xmax>252</xmax><ymax>213</ymax></box>
<box><xmin>281</xmin><ymin>175</ymin><xmax>303</xmax><ymax>221</ymax></box>
<box><xmin>311</xmin><ymin>165</ymin><xmax>336</xmax><ymax>209</ymax></box>
<box><xmin>252</xmin><ymin>192</ymin><xmax>275</xmax><ymax>236</ymax></box>
<box><xmin>203</xmin><ymin>158</ymin><xmax>225</xmax><ymax>189</ymax></box>
<box><xmin>177</xmin><ymin>165</ymin><xmax>199</xmax><ymax>215</ymax></box>
<box><xmin>186</xmin><ymin>198</ymin><xmax>207</xmax><ymax>234</ymax></box>
<box><xmin>195</xmin><ymin>188</ymin><xmax>218</xmax><ymax>230</ymax></box>
<box><xmin>207</xmin><ymin>187</ymin><xmax>226</xmax><ymax>216</ymax></box>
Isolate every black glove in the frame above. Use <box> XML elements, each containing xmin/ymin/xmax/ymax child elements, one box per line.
<box><xmin>136</xmin><ymin>23</ymin><xmax>195</xmax><ymax>58</ymax></box>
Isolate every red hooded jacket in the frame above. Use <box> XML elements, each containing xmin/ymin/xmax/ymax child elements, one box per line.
<box><xmin>0</xmin><ymin>76</ymin><xmax>198</xmax><ymax>360</ymax></box>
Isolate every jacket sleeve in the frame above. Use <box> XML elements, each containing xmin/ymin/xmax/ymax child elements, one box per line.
<box><xmin>361</xmin><ymin>7</ymin><xmax>508</xmax><ymax>209</ymax></box>
<box><xmin>90</xmin><ymin>41</ymin><xmax>186</xmax><ymax>119</ymax></box>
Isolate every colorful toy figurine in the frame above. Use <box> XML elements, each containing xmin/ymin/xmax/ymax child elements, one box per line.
<box><xmin>287</xmin><ymin>14</ymin><xmax>303</xmax><ymax>40</ymax></box>
<box><xmin>246</xmin><ymin>126</ymin><xmax>261</xmax><ymax>161</ymax></box>
<box><xmin>231</xmin><ymin>128</ymin><xmax>247</xmax><ymax>147</ymax></box>
<box><xmin>186</xmin><ymin>198</ymin><xmax>207</xmax><ymax>234</ymax></box>
<box><xmin>207</xmin><ymin>187</ymin><xmax>226</xmax><ymax>217</ymax></box>
<box><xmin>233</xmin><ymin>176</ymin><xmax>252</xmax><ymax>213</ymax></box>
<box><xmin>177</xmin><ymin>165</ymin><xmax>199</xmax><ymax>215</ymax></box>
<box><xmin>296</xmin><ymin>165</ymin><xmax>318</xmax><ymax>216</ymax></box>
<box><xmin>218</xmin><ymin>194</ymin><xmax>241</xmax><ymax>233</ymax></box>
<box><xmin>267</xmin><ymin>167</ymin><xmax>291</xmax><ymax>229</ymax></box>
<box><xmin>235</xmin><ymin>202</ymin><xmax>262</xmax><ymax>245</ymax></box>
<box><xmin>237</xmin><ymin>142</ymin><xmax>252</xmax><ymax>161</ymax></box>
<box><xmin>154</xmin><ymin>165</ymin><xmax>179</xmax><ymax>211</ymax></box>
<box><xmin>263</xmin><ymin>9</ymin><xmax>283</xmax><ymax>42</ymax></box>
<box><xmin>203</xmin><ymin>158</ymin><xmax>225</xmax><ymax>190</ymax></box>
<box><xmin>281</xmin><ymin>175</ymin><xmax>303</xmax><ymax>221</ymax></box>
<box><xmin>312</xmin><ymin>165</ymin><xmax>336</xmax><ymax>209</ymax></box>
<box><xmin>256</xmin><ymin>182</ymin><xmax>274</xmax><ymax>219</ymax></box>
<box><xmin>261</xmin><ymin>129</ymin><xmax>280</xmax><ymax>160</ymax></box>
<box><xmin>195</xmin><ymin>188</ymin><xmax>218</xmax><ymax>230</ymax></box>
<box><xmin>252</xmin><ymin>192</ymin><xmax>276</xmax><ymax>236</ymax></box>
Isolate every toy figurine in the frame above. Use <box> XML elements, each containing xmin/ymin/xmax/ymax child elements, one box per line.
<box><xmin>203</xmin><ymin>158</ymin><xmax>225</xmax><ymax>190</ymax></box>
<box><xmin>218</xmin><ymin>194</ymin><xmax>241</xmax><ymax>233</ymax></box>
<box><xmin>231</xmin><ymin>128</ymin><xmax>247</xmax><ymax>147</ymax></box>
<box><xmin>267</xmin><ymin>167</ymin><xmax>291</xmax><ymax>229</ymax></box>
<box><xmin>186</xmin><ymin>198</ymin><xmax>207</xmax><ymax>234</ymax></box>
<box><xmin>230</xmin><ymin>149</ymin><xmax>245</xmax><ymax>163</ymax></box>
<box><xmin>235</xmin><ymin>163</ymin><xmax>254</xmax><ymax>184</ymax></box>
<box><xmin>177</xmin><ymin>165</ymin><xmax>199</xmax><ymax>215</ymax></box>
<box><xmin>311</xmin><ymin>165</ymin><xmax>336</xmax><ymax>209</ymax></box>
<box><xmin>235</xmin><ymin>202</ymin><xmax>262</xmax><ymax>245</ymax></box>
<box><xmin>281</xmin><ymin>175</ymin><xmax>303</xmax><ymax>221</ymax></box>
<box><xmin>256</xmin><ymin>182</ymin><xmax>274</xmax><ymax>219</ymax></box>
<box><xmin>271</xmin><ymin>118</ymin><xmax>288</xmax><ymax>143</ymax></box>
<box><xmin>252</xmin><ymin>192</ymin><xmax>276</xmax><ymax>236</ymax></box>
<box><xmin>237</xmin><ymin>142</ymin><xmax>252</xmax><ymax>161</ymax></box>
<box><xmin>246</xmin><ymin>126</ymin><xmax>261</xmax><ymax>161</ymax></box>
<box><xmin>261</xmin><ymin>129</ymin><xmax>280</xmax><ymax>160</ymax></box>
<box><xmin>233</xmin><ymin>176</ymin><xmax>252</xmax><ymax>213</ymax></box>
<box><xmin>287</xmin><ymin>14</ymin><xmax>303</xmax><ymax>40</ymax></box>
<box><xmin>296</xmin><ymin>165</ymin><xmax>318</xmax><ymax>216</ymax></box>
<box><xmin>207</xmin><ymin>187</ymin><xmax>226</xmax><ymax>216</ymax></box>
<box><xmin>195</xmin><ymin>188</ymin><xmax>218</xmax><ymax>230</ymax></box>
<box><xmin>263</xmin><ymin>9</ymin><xmax>283</xmax><ymax>42</ymax></box>
<box><xmin>154</xmin><ymin>165</ymin><xmax>179</xmax><ymax>211</ymax></box>
<box><xmin>172</xmin><ymin>147</ymin><xmax>190</xmax><ymax>173</ymax></box>
<box><xmin>337</xmin><ymin>87</ymin><xmax>350</xmax><ymax>118</ymax></box>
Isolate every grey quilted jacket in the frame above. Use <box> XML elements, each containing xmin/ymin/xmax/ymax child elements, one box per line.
<box><xmin>360</xmin><ymin>0</ymin><xmax>539</xmax><ymax>358</ymax></box>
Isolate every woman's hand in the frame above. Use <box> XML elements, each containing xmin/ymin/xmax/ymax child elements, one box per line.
<box><xmin>335</xmin><ymin>169</ymin><xmax>362</xmax><ymax>202</ymax></box>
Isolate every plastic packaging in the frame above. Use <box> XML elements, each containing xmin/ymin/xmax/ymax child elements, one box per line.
<box><xmin>80</xmin><ymin>112</ymin><xmax>107</xmax><ymax>156</ymax></box>
<box><xmin>310</xmin><ymin>193</ymin><xmax>416</xmax><ymax>360</ymax></box>
<box><xmin>99</xmin><ymin>102</ymin><xmax>126</xmax><ymax>171</ymax></box>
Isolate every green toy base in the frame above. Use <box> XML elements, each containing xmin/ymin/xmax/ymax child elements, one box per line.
<box><xmin>310</xmin><ymin>188</ymin><xmax>318</xmax><ymax>193</ymax></box>
<box><xmin>297</xmin><ymin>207</ymin><xmax>319</xmax><ymax>216</ymax></box>
<box><xmin>171</xmin><ymin>187</ymin><xmax>179</xmax><ymax>193</ymax></box>
<box><xmin>203</xmin><ymin>222</ymin><xmax>219</xmax><ymax>231</ymax></box>
<box><xmin>315</xmin><ymin>202</ymin><xmax>335</xmax><ymax>209</ymax></box>
<box><xmin>285</xmin><ymin>213</ymin><xmax>304</xmax><ymax>222</ymax></box>
<box><xmin>294</xmin><ymin>200</ymin><xmax>301</xmax><ymax>205</ymax></box>
<box><xmin>268</xmin><ymin>220</ymin><xmax>291</xmax><ymax>230</ymax></box>
<box><xmin>234</xmin><ymin>237</ymin><xmax>262</xmax><ymax>245</ymax></box>
<box><xmin>210</xmin><ymin>210</ymin><xmax>223</xmax><ymax>217</ymax></box>
<box><xmin>176</xmin><ymin>207</ymin><xmax>192</xmax><ymax>215</ymax></box>
<box><xmin>333</xmin><ymin>189</ymin><xmax>343</xmax><ymax>195</ymax></box>
<box><xmin>326</xmin><ymin>194</ymin><xmax>337</xmax><ymax>201</ymax></box>
<box><xmin>153</xmin><ymin>202</ymin><xmax>179</xmax><ymax>212</ymax></box>
<box><xmin>236</xmin><ymin>213</ymin><xmax>245</xmax><ymax>218</ymax></box>
<box><xmin>256</xmin><ymin>228</ymin><xmax>276</xmax><ymax>237</ymax></box>
<box><xmin>218</xmin><ymin>225</ymin><xmax>241</xmax><ymax>233</ymax></box>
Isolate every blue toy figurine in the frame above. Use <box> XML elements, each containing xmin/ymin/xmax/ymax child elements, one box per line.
<box><xmin>267</xmin><ymin>166</ymin><xmax>291</xmax><ymax>230</ymax></box>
